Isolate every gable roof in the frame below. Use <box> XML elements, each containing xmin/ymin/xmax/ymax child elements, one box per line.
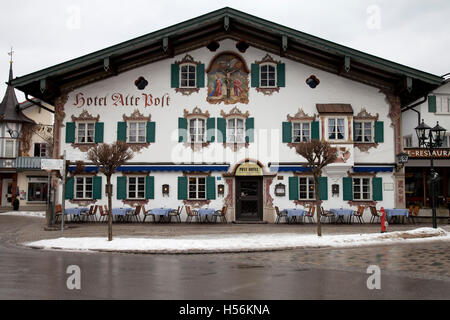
<box><xmin>10</xmin><ymin>7</ymin><xmax>444</xmax><ymax>107</ymax></box>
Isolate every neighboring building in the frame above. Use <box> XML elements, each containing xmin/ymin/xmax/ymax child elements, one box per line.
<box><xmin>0</xmin><ymin>59</ymin><xmax>54</xmax><ymax>211</ymax></box>
<box><xmin>402</xmin><ymin>79</ymin><xmax>450</xmax><ymax>211</ymax></box>
<box><xmin>10</xmin><ymin>8</ymin><xmax>445</xmax><ymax>222</ymax></box>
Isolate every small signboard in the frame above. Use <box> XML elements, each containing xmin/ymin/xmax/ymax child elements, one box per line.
<box><xmin>41</xmin><ymin>159</ymin><xmax>64</xmax><ymax>171</ymax></box>
<box><xmin>235</xmin><ymin>162</ymin><xmax>263</xmax><ymax>176</ymax></box>
<box><xmin>66</xmin><ymin>151</ymin><xmax>88</xmax><ymax>162</ymax></box>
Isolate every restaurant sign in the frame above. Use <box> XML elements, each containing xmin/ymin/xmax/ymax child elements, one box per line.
<box><xmin>235</xmin><ymin>162</ymin><xmax>263</xmax><ymax>176</ymax></box>
<box><xmin>405</xmin><ymin>148</ymin><xmax>450</xmax><ymax>159</ymax></box>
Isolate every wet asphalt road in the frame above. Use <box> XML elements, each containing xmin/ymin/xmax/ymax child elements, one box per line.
<box><xmin>0</xmin><ymin>217</ymin><xmax>449</xmax><ymax>300</ymax></box>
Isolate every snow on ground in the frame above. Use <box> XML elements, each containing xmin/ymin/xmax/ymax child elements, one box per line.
<box><xmin>0</xmin><ymin>211</ymin><xmax>45</xmax><ymax>218</ymax></box>
<box><xmin>25</xmin><ymin>227</ymin><xmax>450</xmax><ymax>254</ymax></box>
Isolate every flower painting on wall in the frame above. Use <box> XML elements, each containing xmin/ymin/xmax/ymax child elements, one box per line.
<box><xmin>207</xmin><ymin>52</ymin><xmax>249</xmax><ymax>105</ymax></box>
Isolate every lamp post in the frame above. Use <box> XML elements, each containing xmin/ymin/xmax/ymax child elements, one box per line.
<box><xmin>415</xmin><ymin>120</ymin><xmax>447</xmax><ymax>228</ymax></box>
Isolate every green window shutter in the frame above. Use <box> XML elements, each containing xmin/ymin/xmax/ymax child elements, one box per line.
<box><xmin>206</xmin><ymin>176</ymin><xmax>216</xmax><ymax>200</ymax></box>
<box><xmin>65</xmin><ymin>177</ymin><xmax>74</xmax><ymax>200</ymax></box>
<box><xmin>428</xmin><ymin>96</ymin><xmax>437</xmax><ymax>113</ymax></box>
<box><xmin>282</xmin><ymin>122</ymin><xmax>292</xmax><ymax>143</ymax></box>
<box><xmin>206</xmin><ymin>118</ymin><xmax>216</xmax><ymax>143</ymax></box>
<box><xmin>117</xmin><ymin>176</ymin><xmax>127</xmax><ymax>200</ymax></box>
<box><xmin>196</xmin><ymin>64</ymin><xmax>205</xmax><ymax>88</ymax></box>
<box><xmin>343</xmin><ymin>177</ymin><xmax>353</xmax><ymax>201</ymax></box>
<box><xmin>178</xmin><ymin>118</ymin><xmax>188</xmax><ymax>143</ymax></box>
<box><xmin>289</xmin><ymin>177</ymin><xmax>299</xmax><ymax>200</ymax></box>
<box><xmin>353</xmin><ymin>121</ymin><xmax>357</xmax><ymax>141</ymax></box>
<box><xmin>117</xmin><ymin>122</ymin><xmax>127</xmax><ymax>142</ymax></box>
<box><xmin>146</xmin><ymin>122</ymin><xmax>155</xmax><ymax>143</ymax></box>
<box><xmin>145</xmin><ymin>176</ymin><xmax>155</xmax><ymax>199</ymax></box>
<box><xmin>217</xmin><ymin>118</ymin><xmax>227</xmax><ymax>143</ymax></box>
<box><xmin>318</xmin><ymin>177</ymin><xmax>328</xmax><ymax>201</ymax></box>
<box><xmin>66</xmin><ymin>122</ymin><xmax>75</xmax><ymax>143</ymax></box>
<box><xmin>372</xmin><ymin>177</ymin><xmax>383</xmax><ymax>201</ymax></box>
<box><xmin>277</xmin><ymin>63</ymin><xmax>286</xmax><ymax>87</ymax></box>
<box><xmin>251</xmin><ymin>64</ymin><xmax>260</xmax><ymax>88</ymax></box>
<box><xmin>245</xmin><ymin>118</ymin><xmax>254</xmax><ymax>143</ymax></box>
<box><xmin>93</xmin><ymin>176</ymin><xmax>102</xmax><ymax>200</ymax></box>
<box><xmin>95</xmin><ymin>122</ymin><xmax>104</xmax><ymax>143</ymax></box>
<box><xmin>311</xmin><ymin>121</ymin><xmax>320</xmax><ymax>140</ymax></box>
<box><xmin>177</xmin><ymin>176</ymin><xmax>188</xmax><ymax>200</ymax></box>
<box><xmin>374</xmin><ymin>121</ymin><xmax>384</xmax><ymax>143</ymax></box>
<box><xmin>171</xmin><ymin>64</ymin><xmax>180</xmax><ymax>88</ymax></box>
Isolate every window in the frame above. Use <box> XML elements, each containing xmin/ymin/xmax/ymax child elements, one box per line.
<box><xmin>128</xmin><ymin>176</ymin><xmax>145</xmax><ymax>199</ymax></box>
<box><xmin>354</xmin><ymin>121</ymin><xmax>373</xmax><ymax>143</ymax></box>
<box><xmin>4</xmin><ymin>139</ymin><xmax>15</xmax><ymax>158</ymax></box>
<box><xmin>188</xmin><ymin>176</ymin><xmax>206</xmax><ymax>200</ymax></box>
<box><xmin>34</xmin><ymin>143</ymin><xmax>49</xmax><ymax>157</ymax></box>
<box><xmin>299</xmin><ymin>177</ymin><xmax>315</xmax><ymax>200</ymax></box>
<box><xmin>437</xmin><ymin>96</ymin><xmax>450</xmax><ymax>114</ymax></box>
<box><xmin>227</xmin><ymin>118</ymin><xmax>245</xmax><ymax>143</ymax></box>
<box><xmin>127</xmin><ymin>122</ymin><xmax>146</xmax><ymax>143</ymax></box>
<box><xmin>77</xmin><ymin>122</ymin><xmax>95</xmax><ymax>144</ymax></box>
<box><xmin>189</xmin><ymin>118</ymin><xmax>206</xmax><ymax>143</ymax></box>
<box><xmin>27</xmin><ymin>177</ymin><xmax>48</xmax><ymax>202</ymax></box>
<box><xmin>440</xmin><ymin>134</ymin><xmax>450</xmax><ymax>148</ymax></box>
<box><xmin>180</xmin><ymin>64</ymin><xmax>196</xmax><ymax>88</ymax></box>
<box><xmin>328</xmin><ymin>118</ymin><xmax>345</xmax><ymax>140</ymax></box>
<box><xmin>260</xmin><ymin>64</ymin><xmax>276</xmax><ymax>88</ymax></box>
<box><xmin>403</xmin><ymin>135</ymin><xmax>413</xmax><ymax>148</ymax></box>
<box><xmin>293</xmin><ymin>122</ymin><xmax>311</xmax><ymax>142</ymax></box>
<box><xmin>353</xmin><ymin>177</ymin><xmax>371</xmax><ymax>201</ymax></box>
<box><xmin>75</xmin><ymin>177</ymin><xmax>93</xmax><ymax>199</ymax></box>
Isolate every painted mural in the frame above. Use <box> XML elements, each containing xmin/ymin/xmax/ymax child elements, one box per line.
<box><xmin>207</xmin><ymin>52</ymin><xmax>249</xmax><ymax>105</ymax></box>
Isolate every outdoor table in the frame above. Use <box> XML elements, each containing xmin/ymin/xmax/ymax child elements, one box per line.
<box><xmin>150</xmin><ymin>208</ymin><xmax>174</xmax><ymax>223</ymax></box>
<box><xmin>112</xmin><ymin>208</ymin><xmax>134</xmax><ymax>222</ymax></box>
<box><xmin>64</xmin><ymin>207</ymin><xmax>89</xmax><ymax>222</ymax></box>
<box><xmin>330</xmin><ymin>208</ymin><xmax>354</xmax><ymax>224</ymax></box>
<box><xmin>281</xmin><ymin>208</ymin><xmax>306</xmax><ymax>224</ymax></box>
<box><xmin>385</xmin><ymin>208</ymin><xmax>409</xmax><ymax>224</ymax></box>
<box><xmin>197</xmin><ymin>208</ymin><xmax>216</xmax><ymax>223</ymax></box>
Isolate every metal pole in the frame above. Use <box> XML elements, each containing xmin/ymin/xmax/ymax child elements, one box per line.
<box><xmin>61</xmin><ymin>151</ymin><xmax>66</xmax><ymax>236</ymax></box>
<box><xmin>429</xmin><ymin>138</ymin><xmax>437</xmax><ymax>229</ymax></box>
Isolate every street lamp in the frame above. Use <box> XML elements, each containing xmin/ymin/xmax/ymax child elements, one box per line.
<box><xmin>415</xmin><ymin>120</ymin><xmax>447</xmax><ymax>228</ymax></box>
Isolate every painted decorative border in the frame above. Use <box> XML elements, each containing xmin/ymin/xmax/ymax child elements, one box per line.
<box><xmin>182</xmin><ymin>107</ymin><xmax>212</xmax><ymax>151</ymax></box>
<box><xmin>121</xmin><ymin>109</ymin><xmax>152</xmax><ymax>152</ymax></box>
<box><xmin>353</xmin><ymin>108</ymin><xmax>380</xmax><ymax>152</ymax></box>
<box><xmin>254</xmin><ymin>54</ymin><xmax>282</xmax><ymax>96</ymax></box>
<box><xmin>286</xmin><ymin>108</ymin><xmax>317</xmax><ymax>149</ymax></box>
<box><xmin>175</xmin><ymin>54</ymin><xmax>202</xmax><ymax>96</ymax></box>
<box><xmin>70</xmin><ymin>109</ymin><xmax>101</xmax><ymax>152</ymax></box>
<box><xmin>220</xmin><ymin>107</ymin><xmax>250</xmax><ymax>151</ymax></box>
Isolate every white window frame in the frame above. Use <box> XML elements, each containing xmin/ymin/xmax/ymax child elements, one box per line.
<box><xmin>292</xmin><ymin>121</ymin><xmax>311</xmax><ymax>143</ymax></box>
<box><xmin>75</xmin><ymin>176</ymin><xmax>94</xmax><ymax>200</ymax></box>
<box><xmin>76</xmin><ymin>121</ymin><xmax>95</xmax><ymax>144</ymax></box>
<box><xmin>227</xmin><ymin>117</ymin><xmax>246</xmax><ymax>143</ymax></box>
<box><xmin>188</xmin><ymin>176</ymin><xmax>207</xmax><ymax>200</ymax></box>
<box><xmin>327</xmin><ymin>118</ymin><xmax>346</xmax><ymax>141</ymax></box>
<box><xmin>403</xmin><ymin>135</ymin><xmax>413</xmax><ymax>148</ymax></box>
<box><xmin>259</xmin><ymin>63</ymin><xmax>277</xmax><ymax>88</ymax></box>
<box><xmin>299</xmin><ymin>176</ymin><xmax>315</xmax><ymax>200</ymax></box>
<box><xmin>34</xmin><ymin>143</ymin><xmax>49</xmax><ymax>157</ymax></box>
<box><xmin>127</xmin><ymin>121</ymin><xmax>146</xmax><ymax>144</ymax></box>
<box><xmin>436</xmin><ymin>96</ymin><xmax>450</xmax><ymax>114</ymax></box>
<box><xmin>188</xmin><ymin>118</ymin><xmax>206</xmax><ymax>143</ymax></box>
<box><xmin>354</xmin><ymin>120</ymin><xmax>373</xmax><ymax>143</ymax></box>
<box><xmin>127</xmin><ymin>176</ymin><xmax>146</xmax><ymax>200</ymax></box>
<box><xmin>353</xmin><ymin>177</ymin><xmax>372</xmax><ymax>201</ymax></box>
<box><xmin>180</xmin><ymin>63</ymin><xmax>197</xmax><ymax>88</ymax></box>
<box><xmin>4</xmin><ymin>139</ymin><xmax>15</xmax><ymax>158</ymax></box>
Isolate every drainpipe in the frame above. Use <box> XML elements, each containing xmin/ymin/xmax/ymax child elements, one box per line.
<box><xmin>401</xmin><ymin>95</ymin><xmax>427</xmax><ymax>126</ymax></box>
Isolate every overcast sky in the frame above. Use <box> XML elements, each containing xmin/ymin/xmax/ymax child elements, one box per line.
<box><xmin>1</xmin><ymin>0</ymin><xmax>449</xmax><ymax>101</ymax></box>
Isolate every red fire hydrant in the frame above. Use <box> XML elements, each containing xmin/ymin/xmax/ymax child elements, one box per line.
<box><xmin>380</xmin><ymin>207</ymin><xmax>388</xmax><ymax>233</ymax></box>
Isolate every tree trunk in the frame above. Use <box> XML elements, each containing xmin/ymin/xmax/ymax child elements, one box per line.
<box><xmin>314</xmin><ymin>175</ymin><xmax>322</xmax><ymax>237</ymax></box>
<box><xmin>107</xmin><ymin>175</ymin><xmax>113</xmax><ymax>241</ymax></box>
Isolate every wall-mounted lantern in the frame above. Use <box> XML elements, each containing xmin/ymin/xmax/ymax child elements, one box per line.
<box><xmin>162</xmin><ymin>184</ymin><xmax>170</xmax><ymax>197</ymax></box>
<box><xmin>275</xmin><ymin>183</ymin><xmax>286</xmax><ymax>197</ymax></box>
<box><xmin>218</xmin><ymin>184</ymin><xmax>225</xmax><ymax>197</ymax></box>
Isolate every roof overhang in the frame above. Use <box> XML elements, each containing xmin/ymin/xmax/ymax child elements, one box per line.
<box><xmin>10</xmin><ymin>7</ymin><xmax>444</xmax><ymax>106</ymax></box>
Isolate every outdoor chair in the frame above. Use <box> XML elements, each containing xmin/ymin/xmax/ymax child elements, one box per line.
<box><xmin>127</xmin><ymin>205</ymin><xmax>142</xmax><ymax>223</ymax></box>
<box><xmin>169</xmin><ymin>206</ymin><xmax>183</xmax><ymax>223</ymax></box>
<box><xmin>84</xmin><ymin>205</ymin><xmax>97</xmax><ymax>222</ymax></box>
<box><xmin>213</xmin><ymin>206</ymin><xmax>228</xmax><ymax>223</ymax></box>
<box><xmin>54</xmin><ymin>204</ymin><xmax>63</xmax><ymax>223</ymax></box>
<box><xmin>142</xmin><ymin>206</ymin><xmax>154</xmax><ymax>223</ymax></box>
<box><xmin>185</xmin><ymin>206</ymin><xmax>199</xmax><ymax>223</ymax></box>
<box><xmin>274</xmin><ymin>206</ymin><xmax>288</xmax><ymax>224</ymax></box>
<box><xmin>408</xmin><ymin>205</ymin><xmax>419</xmax><ymax>224</ymax></box>
<box><xmin>369</xmin><ymin>206</ymin><xmax>380</xmax><ymax>224</ymax></box>
<box><xmin>352</xmin><ymin>205</ymin><xmax>365</xmax><ymax>224</ymax></box>
<box><xmin>319</xmin><ymin>206</ymin><xmax>335</xmax><ymax>223</ymax></box>
<box><xmin>305</xmin><ymin>205</ymin><xmax>316</xmax><ymax>223</ymax></box>
<box><xmin>99</xmin><ymin>205</ymin><xmax>109</xmax><ymax>222</ymax></box>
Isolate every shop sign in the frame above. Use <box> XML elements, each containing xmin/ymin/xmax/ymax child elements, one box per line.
<box><xmin>235</xmin><ymin>162</ymin><xmax>263</xmax><ymax>176</ymax></box>
<box><xmin>41</xmin><ymin>159</ymin><xmax>64</xmax><ymax>171</ymax></box>
<box><xmin>405</xmin><ymin>148</ymin><xmax>450</xmax><ymax>159</ymax></box>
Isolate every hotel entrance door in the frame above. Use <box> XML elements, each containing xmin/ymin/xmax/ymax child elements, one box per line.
<box><xmin>235</xmin><ymin>177</ymin><xmax>263</xmax><ymax>221</ymax></box>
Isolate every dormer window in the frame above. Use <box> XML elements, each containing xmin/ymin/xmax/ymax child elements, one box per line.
<box><xmin>328</xmin><ymin>118</ymin><xmax>345</xmax><ymax>141</ymax></box>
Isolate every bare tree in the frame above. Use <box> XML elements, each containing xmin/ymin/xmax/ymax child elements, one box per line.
<box><xmin>295</xmin><ymin>140</ymin><xmax>337</xmax><ymax>236</ymax></box>
<box><xmin>87</xmin><ymin>142</ymin><xmax>133</xmax><ymax>241</ymax></box>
